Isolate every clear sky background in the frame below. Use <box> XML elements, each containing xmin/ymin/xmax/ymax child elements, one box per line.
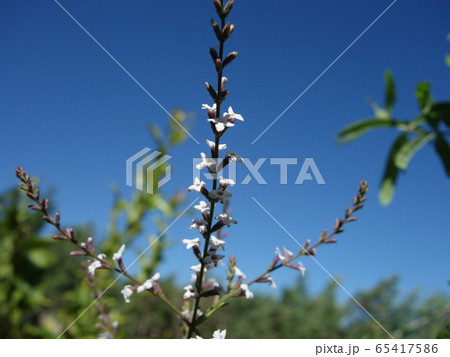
<box><xmin>1</xmin><ymin>0</ymin><xmax>449</xmax><ymax>303</ymax></box>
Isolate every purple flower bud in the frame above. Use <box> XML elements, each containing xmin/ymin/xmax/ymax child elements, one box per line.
<box><xmin>55</xmin><ymin>211</ymin><xmax>60</xmax><ymax>226</ymax></box>
<box><xmin>53</xmin><ymin>235</ymin><xmax>66</xmax><ymax>240</ymax></box>
<box><xmin>223</xmin><ymin>51</ymin><xmax>238</xmax><ymax>67</ymax></box>
<box><xmin>87</xmin><ymin>237</ymin><xmax>94</xmax><ymax>252</ymax></box>
<box><xmin>70</xmin><ymin>251</ymin><xmax>87</xmax><ymax>256</ymax></box>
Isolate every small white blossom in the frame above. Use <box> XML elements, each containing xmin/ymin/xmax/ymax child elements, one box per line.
<box><xmin>121</xmin><ymin>285</ymin><xmax>134</xmax><ymax>303</ymax></box>
<box><xmin>189</xmin><ymin>218</ymin><xmax>208</xmax><ymax>234</ymax></box>
<box><xmin>209</xmin><ymin>235</ymin><xmax>226</xmax><ymax>250</ymax></box>
<box><xmin>112</xmin><ymin>244</ymin><xmax>125</xmax><ymax>262</ymax></box>
<box><xmin>240</xmin><ymin>284</ymin><xmax>254</xmax><ymax>299</ymax></box>
<box><xmin>297</xmin><ymin>261</ymin><xmax>306</xmax><ymax>277</ymax></box>
<box><xmin>183</xmin><ymin>284</ymin><xmax>196</xmax><ymax>299</ymax></box>
<box><xmin>276</xmin><ymin>246</ymin><xmax>294</xmax><ymax>262</ymax></box>
<box><xmin>266</xmin><ymin>275</ymin><xmax>277</xmax><ymax>288</ymax></box>
<box><xmin>190</xmin><ymin>263</ymin><xmax>202</xmax><ymax>272</ymax></box>
<box><xmin>208</xmin><ymin>117</ymin><xmax>235</xmax><ymax>132</ymax></box>
<box><xmin>188</xmin><ymin>177</ymin><xmax>206</xmax><ymax>192</ymax></box>
<box><xmin>196</xmin><ymin>152</ymin><xmax>217</xmax><ymax>171</ymax></box>
<box><xmin>202</xmin><ymin>103</ymin><xmax>217</xmax><ymax>111</ymax></box>
<box><xmin>182</xmin><ymin>238</ymin><xmax>200</xmax><ymax>249</ymax></box>
<box><xmin>194</xmin><ymin>200</ymin><xmax>210</xmax><ymax>215</ymax></box>
<box><xmin>225</xmin><ymin>151</ymin><xmax>244</xmax><ymax>163</ymax></box>
<box><xmin>206</xmin><ymin>139</ymin><xmax>227</xmax><ymax>151</ymax></box>
<box><xmin>219</xmin><ymin>177</ymin><xmax>235</xmax><ymax>186</ymax></box>
<box><xmin>215</xmin><ymin>212</ymin><xmax>237</xmax><ymax>227</ymax></box>
<box><xmin>209</xmin><ymin>189</ymin><xmax>232</xmax><ymax>204</ymax></box>
<box><xmin>212</xmin><ymin>329</ymin><xmax>227</xmax><ymax>339</ymax></box>
<box><xmin>203</xmin><ymin>253</ymin><xmax>225</xmax><ymax>265</ymax></box>
<box><xmin>234</xmin><ymin>266</ymin><xmax>246</xmax><ymax>279</ymax></box>
<box><xmin>223</xmin><ymin>106</ymin><xmax>244</xmax><ymax>122</ymax></box>
<box><xmin>137</xmin><ymin>272</ymin><xmax>160</xmax><ymax>293</ymax></box>
<box><xmin>88</xmin><ymin>253</ymin><xmax>106</xmax><ymax>276</ymax></box>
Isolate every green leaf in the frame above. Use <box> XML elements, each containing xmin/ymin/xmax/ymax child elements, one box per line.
<box><xmin>27</xmin><ymin>248</ymin><xmax>56</xmax><ymax>269</ymax></box>
<box><xmin>384</xmin><ymin>70</ymin><xmax>396</xmax><ymax>113</ymax></box>
<box><xmin>337</xmin><ymin>118</ymin><xmax>398</xmax><ymax>144</ymax></box>
<box><xmin>430</xmin><ymin>102</ymin><xmax>450</xmax><ymax>128</ymax></box>
<box><xmin>379</xmin><ymin>134</ymin><xmax>408</xmax><ymax>205</ymax></box>
<box><xmin>434</xmin><ymin>134</ymin><xmax>450</xmax><ymax>177</ymax></box>
<box><xmin>445</xmin><ymin>54</ymin><xmax>450</xmax><ymax>68</ymax></box>
<box><xmin>394</xmin><ymin>132</ymin><xmax>436</xmax><ymax>170</ymax></box>
<box><xmin>415</xmin><ymin>82</ymin><xmax>433</xmax><ymax>111</ymax></box>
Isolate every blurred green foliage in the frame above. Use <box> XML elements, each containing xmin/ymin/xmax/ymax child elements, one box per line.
<box><xmin>337</xmin><ymin>46</ymin><xmax>450</xmax><ymax>205</ymax></box>
<box><xmin>1</xmin><ymin>184</ymin><xmax>449</xmax><ymax>338</ymax></box>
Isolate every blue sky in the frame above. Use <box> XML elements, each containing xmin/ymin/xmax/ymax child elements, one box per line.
<box><xmin>1</xmin><ymin>0</ymin><xmax>449</xmax><ymax>306</ymax></box>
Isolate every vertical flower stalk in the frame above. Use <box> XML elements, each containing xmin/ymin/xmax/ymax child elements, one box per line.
<box><xmin>186</xmin><ymin>0</ymin><xmax>242</xmax><ymax>338</ymax></box>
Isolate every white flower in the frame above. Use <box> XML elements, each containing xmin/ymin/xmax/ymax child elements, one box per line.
<box><xmin>209</xmin><ymin>235</ymin><xmax>226</xmax><ymax>250</ymax></box>
<box><xmin>88</xmin><ymin>253</ymin><xmax>106</xmax><ymax>276</ymax></box>
<box><xmin>209</xmin><ymin>189</ymin><xmax>232</xmax><ymax>204</ymax></box>
<box><xmin>202</xmin><ymin>103</ymin><xmax>217</xmax><ymax>111</ymax></box>
<box><xmin>266</xmin><ymin>275</ymin><xmax>277</xmax><ymax>288</ymax></box>
<box><xmin>182</xmin><ymin>238</ymin><xmax>200</xmax><ymax>249</ymax></box>
<box><xmin>196</xmin><ymin>152</ymin><xmax>217</xmax><ymax>171</ymax></box>
<box><xmin>219</xmin><ymin>177</ymin><xmax>235</xmax><ymax>186</ymax></box>
<box><xmin>234</xmin><ymin>266</ymin><xmax>246</xmax><ymax>279</ymax></box>
<box><xmin>276</xmin><ymin>246</ymin><xmax>294</xmax><ymax>262</ymax></box>
<box><xmin>189</xmin><ymin>219</ymin><xmax>208</xmax><ymax>234</ymax></box>
<box><xmin>208</xmin><ymin>117</ymin><xmax>235</xmax><ymax>132</ymax></box>
<box><xmin>206</xmin><ymin>139</ymin><xmax>227</xmax><ymax>151</ymax></box>
<box><xmin>212</xmin><ymin>329</ymin><xmax>227</xmax><ymax>339</ymax></box>
<box><xmin>194</xmin><ymin>200</ymin><xmax>210</xmax><ymax>215</ymax></box>
<box><xmin>240</xmin><ymin>284</ymin><xmax>254</xmax><ymax>299</ymax></box>
<box><xmin>183</xmin><ymin>284</ymin><xmax>196</xmax><ymax>299</ymax></box>
<box><xmin>121</xmin><ymin>285</ymin><xmax>133</xmax><ymax>303</ymax></box>
<box><xmin>137</xmin><ymin>272</ymin><xmax>160</xmax><ymax>293</ymax></box>
<box><xmin>190</xmin><ymin>263</ymin><xmax>202</xmax><ymax>272</ymax></box>
<box><xmin>203</xmin><ymin>253</ymin><xmax>225</xmax><ymax>265</ymax></box>
<box><xmin>297</xmin><ymin>261</ymin><xmax>306</xmax><ymax>277</ymax></box>
<box><xmin>223</xmin><ymin>106</ymin><xmax>244</xmax><ymax>122</ymax></box>
<box><xmin>188</xmin><ymin>177</ymin><xmax>206</xmax><ymax>192</ymax></box>
<box><xmin>215</xmin><ymin>212</ymin><xmax>237</xmax><ymax>227</ymax></box>
<box><xmin>112</xmin><ymin>244</ymin><xmax>125</xmax><ymax>262</ymax></box>
<box><xmin>225</xmin><ymin>151</ymin><xmax>244</xmax><ymax>163</ymax></box>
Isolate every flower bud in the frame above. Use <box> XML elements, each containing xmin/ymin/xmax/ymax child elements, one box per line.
<box><xmin>221</xmin><ymin>77</ymin><xmax>228</xmax><ymax>91</ymax></box>
<box><xmin>215</xmin><ymin>58</ymin><xmax>222</xmax><ymax>73</ymax></box>
<box><xmin>209</xmin><ymin>47</ymin><xmax>219</xmax><ymax>62</ymax></box>
<box><xmin>218</xmin><ymin>90</ymin><xmax>230</xmax><ymax>103</ymax></box>
<box><xmin>223</xmin><ymin>51</ymin><xmax>238</xmax><ymax>67</ymax></box>
<box><xmin>221</xmin><ymin>23</ymin><xmax>234</xmax><ymax>40</ymax></box>
<box><xmin>212</xmin><ymin>0</ymin><xmax>223</xmax><ymax>17</ymax></box>
<box><xmin>53</xmin><ymin>234</ymin><xmax>66</xmax><ymax>240</ymax></box>
<box><xmin>205</xmin><ymin>82</ymin><xmax>217</xmax><ymax>101</ymax></box>
<box><xmin>70</xmin><ymin>250</ymin><xmax>87</xmax><ymax>256</ymax></box>
<box><xmin>223</xmin><ymin>0</ymin><xmax>235</xmax><ymax>16</ymax></box>
<box><xmin>210</xmin><ymin>19</ymin><xmax>221</xmax><ymax>40</ymax></box>
<box><xmin>87</xmin><ymin>237</ymin><xmax>95</xmax><ymax>252</ymax></box>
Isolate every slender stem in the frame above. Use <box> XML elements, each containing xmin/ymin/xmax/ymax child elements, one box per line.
<box><xmin>187</xmin><ymin>3</ymin><xmax>226</xmax><ymax>339</ymax></box>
